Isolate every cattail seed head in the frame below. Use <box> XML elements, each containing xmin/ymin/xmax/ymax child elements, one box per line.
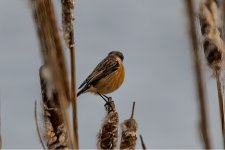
<box><xmin>199</xmin><ymin>0</ymin><xmax>225</xmax><ymax>71</ymax></box>
<box><xmin>199</xmin><ymin>3</ymin><xmax>215</xmax><ymax>36</ymax></box>
<box><xmin>203</xmin><ymin>35</ymin><xmax>223</xmax><ymax>70</ymax></box>
<box><xmin>39</xmin><ymin>65</ymin><xmax>69</xmax><ymax>149</ymax></box>
<box><xmin>61</xmin><ymin>0</ymin><xmax>75</xmax><ymax>48</ymax></box>
<box><xmin>97</xmin><ymin>98</ymin><xmax>119</xmax><ymax>149</ymax></box>
<box><xmin>120</xmin><ymin>102</ymin><xmax>138</xmax><ymax>150</ymax></box>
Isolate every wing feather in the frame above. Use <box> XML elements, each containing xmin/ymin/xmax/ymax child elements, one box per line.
<box><xmin>78</xmin><ymin>55</ymin><xmax>119</xmax><ymax>89</ymax></box>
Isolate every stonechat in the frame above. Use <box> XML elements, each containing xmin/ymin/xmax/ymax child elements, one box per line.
<box><xmin>77</xmin><ymin>51</ymin><xmax>125</xmax><ymax>102</ymax></box>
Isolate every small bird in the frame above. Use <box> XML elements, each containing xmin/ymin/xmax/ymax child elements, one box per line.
<box><xmin>77</xmin><ymin>51</ymin><xmax>125</xmax><ymax>101</ymax></box>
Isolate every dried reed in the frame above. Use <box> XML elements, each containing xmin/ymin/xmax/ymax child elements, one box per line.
<box><xmin>61</xmin><ymin>0</ymin><xmax>79</xmax><ymax>148</ymax></box>
<box><xmin>199</xmin><ymin>0</ymin><xmax>225</xmax><ymax>147</ymax></box>
<box><xmin>97</xmin><ymin>98</ymin><xmax>119</xmax><ymax>149</ymax></box>
<box><xmin>139</xmin><ymin>135</ymin><xmax>147</xmax><ymax>150</ymax></box>
<box><xmin>119</xmin><ymin>102</ymin><xmax>138</xmax><ymax>149</ymax></box>
<box><xmin>39</xmin><ymin>65</ymin><xmax>69</xmax><ymax>149</ymax></box>
<box><xmin>30</xmin><ymin>0</ymin><xmax>74</xmax><ymax>148</ymax></box>
<box><xmin>31</xmin><ymin>0</ymin><xmax>70</xmax><ymax>103</ymax></box>
<box><xmin>185</xmin><ymin>0</ymin><xmax>212</xmax><ymax>148</ymax></box>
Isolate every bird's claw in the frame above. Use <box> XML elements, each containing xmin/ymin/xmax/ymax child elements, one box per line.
<box><xmin>104</xmin><ymin>97</ymin><xmax>115</xmax><ymax>112</ymax></box>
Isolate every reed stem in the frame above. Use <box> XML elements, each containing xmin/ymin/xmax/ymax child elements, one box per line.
<box><xmin>139</xmin><ymin>135</ymin><xmax>146</xmax><ymax>150</ymax></box>
<box><xmin>215</xmin><ymin>70</ymin><xmax>225</xmax><ymax>147</ymax></box>
<box><xmin>61</xmin><ymin>0</ymin><xmax>79</xmax><ymax>148</ymax></box>
<box><xmin>185</xmin><ymin>0</ymin><xmax>212</xmax><ymax>148</ymax></box>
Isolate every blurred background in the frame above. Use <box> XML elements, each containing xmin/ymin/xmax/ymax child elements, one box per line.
<box><xmin>0</xmin><ymin>0</ymin><xmax>223</xmax><ymax>148</ymax></box>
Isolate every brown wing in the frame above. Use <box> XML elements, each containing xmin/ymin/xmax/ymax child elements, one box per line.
<box><xmin>78</xmin><ymin>55</ymin><xmax>119</xmax><ymax>89</ymax></box>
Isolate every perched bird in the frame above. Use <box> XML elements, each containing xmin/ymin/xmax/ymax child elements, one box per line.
<box><xmin>77</xmin><ymin>51</ymin><xmax>125</xmax><ymax>101</ymax></box>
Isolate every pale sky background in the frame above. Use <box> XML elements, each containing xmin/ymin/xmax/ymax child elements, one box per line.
<box><xmin>0</xmin><ymin>0</ymin><xmax>224</xmax><ymax>149</ymax></box>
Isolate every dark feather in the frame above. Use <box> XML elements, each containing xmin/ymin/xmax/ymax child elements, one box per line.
<box><xmin>77</xmin><ymin>85</ymin><xmax>89</xmax><ymax>97</ymax></box>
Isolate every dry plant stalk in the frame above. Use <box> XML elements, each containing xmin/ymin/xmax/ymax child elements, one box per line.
<box><xmin>185</xmin><ymin>0</ymin><xmax>212</xmax><ymax>148</ymax></box>
<box><xmin>199</xmin><ymin>0</ymin><xmax>225</xmax><ymax>147</ymax></box>
<box><xmin>31</xmin><ymin>0</ymin><xmax>70</xmax><ymax>102</ymax></box>
<box><xmin>120</xmin><ymin>102</ymin><xmax>138</xmax><ymax>149</ymax></box>
<box><xmin>97</xmin><ymin>98</ymin><xmax>119</xmax><ymax>149</ymax></box>
<box><xmin>216</xmin><ymin>69</ymin><xmax>225</xmax><ymax>144</ymax></box>
<box><xmin>39</xmin><ymin>65</ymin><xmax>69</xmax><ymax>149</ymax></box>
<box><xmin>139</xmin><ymin>135</ymin><xmax>147</xmax><ymax>150</ymax></box>
<box><xmin>61</xmin><ymin>0</ymin><xmax>79</xmax><ymax>149</ymax></box>
<box><xmin>30</xmin><ymin>0</ymin><xmax>74</xmax><ymax>148</ymax></box>
<box><xmin>34</xmin><ymin>100</ymin><xmax>45</xmax><ymax>149</ymax></box>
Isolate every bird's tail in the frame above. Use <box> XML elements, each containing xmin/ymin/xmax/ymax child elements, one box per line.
<box><xmin>77</xmin><ymin>90</ymin><xmax>83</xmax><ymax>97</ymax></box>
<box><xmin>77</xmin><ymin>86</ymin><xmax>88</xmax><ymax>97</ymax></box>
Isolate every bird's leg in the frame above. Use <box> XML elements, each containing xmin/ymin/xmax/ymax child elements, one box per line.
<box><xmin>102</xmin><ymin>94</ymin><xmax>110</xmax><ymax>101</ymax></box>
<box><xmin>97</xmin><ymin>92</ymin><xmax>108</xmax><ymax>103</ymax></box>
<box><xmin>102</xmin><ymin>94</ymin><xmax>112</xmax><ymax>105</ymax></box>
<box><xmin>97</xmin><ymin>93</ymin><xmax>114</xmax><ymax>110</ymax></box>
<box><xmin>102</xmin><ymin>95</ymin><xmax>114</xmax><ymax>111</ymax></box>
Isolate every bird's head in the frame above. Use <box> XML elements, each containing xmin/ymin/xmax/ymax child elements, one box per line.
<box><xmin>108</xmin><ymin>51</ymin><xmax>124</xmax><ymax>61</ymax></box>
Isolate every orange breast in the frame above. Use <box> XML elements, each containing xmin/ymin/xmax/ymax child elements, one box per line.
<box><xmin>94</xmin><ymin>60</ymin><xmax>125</xmax><ymax>94</ymax></box>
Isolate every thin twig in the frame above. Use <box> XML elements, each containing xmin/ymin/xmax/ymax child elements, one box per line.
<box><xmin>61</xmin><ymin>0</ymin><xmax>79</xmax><ymax>148</ymax></box>
<box><xmin>185</xmin><ymin>0</ymin><xmax>212</xmax><ymax>148</ymax></box>
<box><xmin>130</xmin><ymin>102</ymin><xmax>135</xmax><ymax>119</ymax></box>
<box><xmin>34</xmin><ymin>100</ymin><xmax>46</xmax><ymax>149</ymax></box>
<box><xmin>71</xmin><ymin>47</ymin><xmax>79</xmax><ymax>149</ymax></box>
<box><xmin>139</xmin><ymin>135</ymin><xmax>146</xmax><ymax>150</ymax></box>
